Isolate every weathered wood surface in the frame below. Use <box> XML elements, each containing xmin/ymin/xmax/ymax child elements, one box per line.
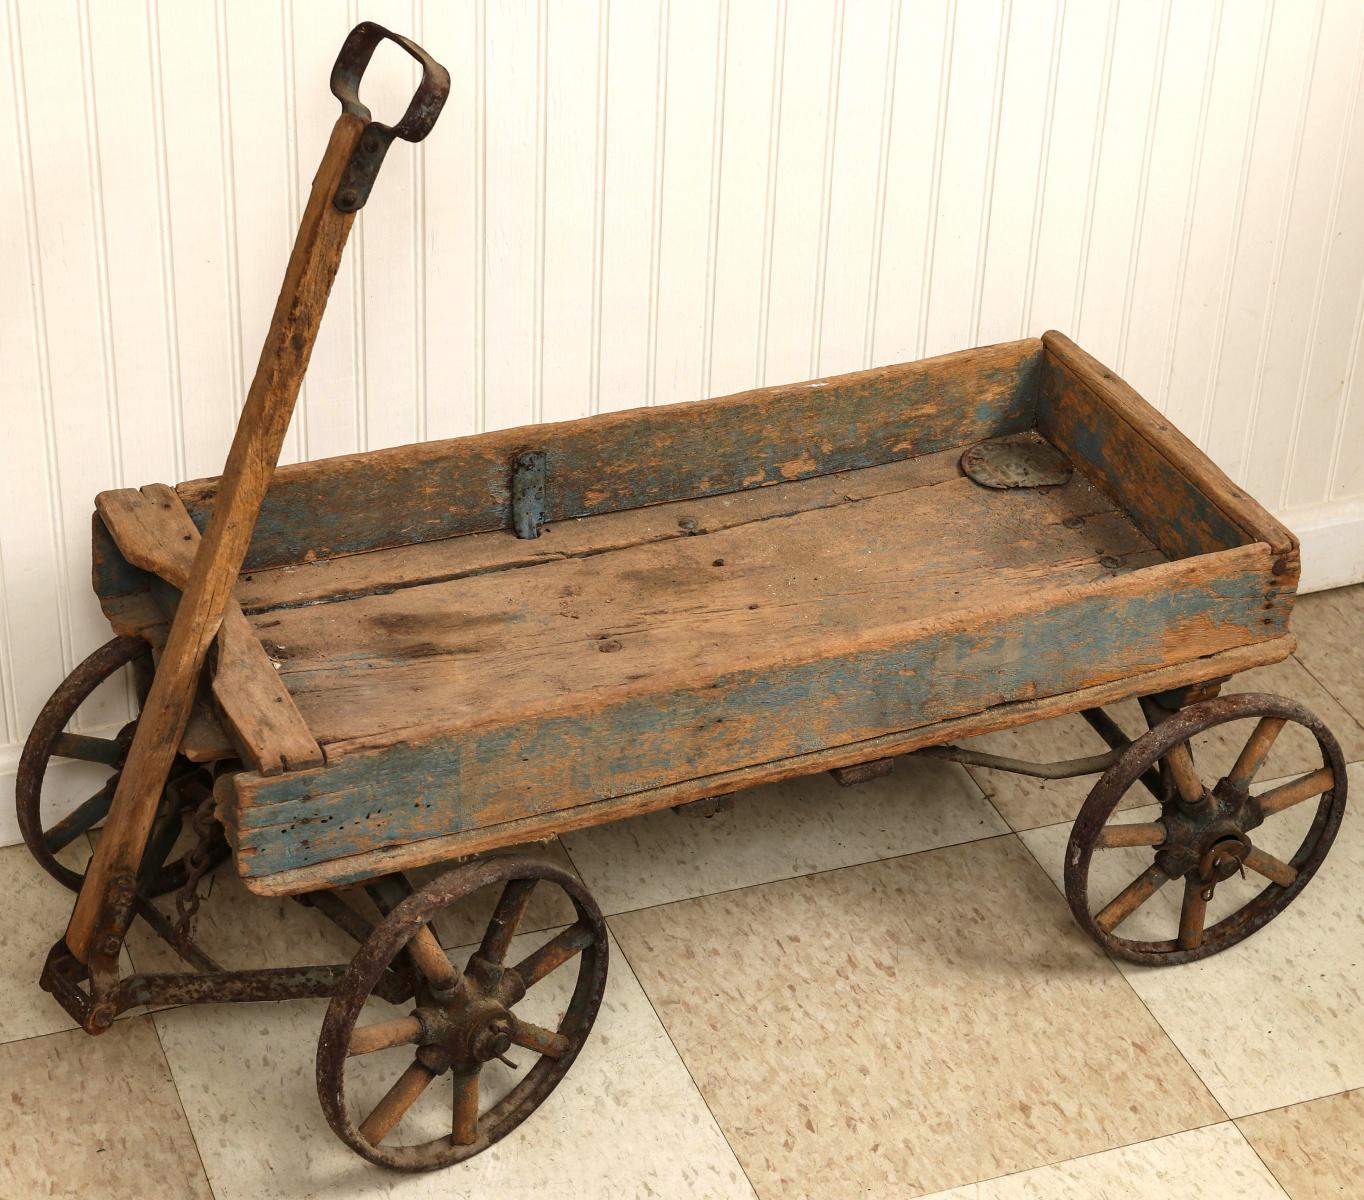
<box><xmin>177</xmin><ymin>338</ymin><xmax>1044</xmax><ymax>572</ymax></box>
<box><xmin>1038</xmin><ymin>331</ymin><xmax>1298</xmax><ymax>569</ymax></box>
<box><xmin>250</xmin><ymin>440</ymin><xmax>1164</xmax><ymax>749</ymax></box>
<box><xmin>229</xmin><ymin>634</ymin><xmax>1295</xmax><ymax>896</ymax></box>
<box><xmin>67</xmin><ymin>113</ymin><xmax>365</xmax><ymax>961</ymax></box>
<box><xmin>226</xmin><ymin>535</ymin><xmax>1287</xmax><ymax>885</ymax></box>
<box><xmin>232</xmin><ymin>446</ymin><xmax>980</xmax><ymax>615</ymax></box>
<box><xmin>96</xmin><ymin>485</ymin><xmax>323</xmax><ymax>775</ymax></box>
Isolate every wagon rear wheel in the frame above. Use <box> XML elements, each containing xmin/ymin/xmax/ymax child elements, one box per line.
<box><xmin>15</xmin><ymin>635</ymin><xmax>222</xmax><ymax>894</ymax></box>
<box><xmin>1066</xmin><ymin>693</ymin><xmax>1347</xmax><ymax>965</ymax></box>
<box><xmin>317</xmin><ymin>856</ymin><xmax>608</xmax><ymax>1171</ymax></box>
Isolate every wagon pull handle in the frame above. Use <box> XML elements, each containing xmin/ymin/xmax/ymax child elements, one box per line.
<box><xmin>64</xmin><ymin>26</ymin><xmax>449</xmax><ymax>970</ymax></box>
<box><xmin>329</xmin><ymin>21</ymin><xmax>451</xmax><ymax>212</ymax></box>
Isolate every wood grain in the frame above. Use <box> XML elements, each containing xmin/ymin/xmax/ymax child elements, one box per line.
<box><xmin>250</xmin><ymin>444</ymin><xmax>1163</xmax><ymax>749</ymax></box>
<box><xmin>228</xmin><ymin>636</ymin><xmax>1295</xmax><ymax>896</ymax></box>
<box><xmin>1038</xmin><ymin>332</ymin><xmax>1298</xmax><ymax>571</ymax></box>
<box><xmin>96</xmin><ymin>484</ymin><xmax>322</xmax><ymax>774</ymax></box>
<box><xmin>176</xmin><ymin>338</ymin><xmax>1044</xmax><ymax>571</ymax></box>
<box><xmin>66</xmin><ymin>113</ymin><xmax>364</xmax><ymax>961</ymax></box>
<box><xmin>227</xmin><ymin>541</ymin><xmax>1288</xmax><ymax>884</ymax></box>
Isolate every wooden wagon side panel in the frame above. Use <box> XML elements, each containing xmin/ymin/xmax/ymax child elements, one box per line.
<box><xmin>176</xmin><ymin>338</ymin><xmax>1044</xmax><ymax>572</ymax></box>
<box><xmin>226</xmin><ymin>542</ymin><xmax>1288</xmax><ymax>892</ymax></box>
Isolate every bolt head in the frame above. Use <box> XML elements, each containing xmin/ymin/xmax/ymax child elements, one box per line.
<box><xmin>98</xmin><ymin>935</ymin><xmax>121</xmax><ymax>957</ymax></box>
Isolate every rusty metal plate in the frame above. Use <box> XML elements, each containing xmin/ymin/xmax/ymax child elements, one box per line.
<box><xmin>960</xmin><ymin>434</ymin><xmax>1074</xmax><ymax>489</ymax></box>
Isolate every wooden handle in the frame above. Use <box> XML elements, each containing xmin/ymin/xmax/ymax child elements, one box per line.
<box><xmin>65</xmin><ymin>114</ymin><xmax>365</xmax><ymax>961</ymax></box>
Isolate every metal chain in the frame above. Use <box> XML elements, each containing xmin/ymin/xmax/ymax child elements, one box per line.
<box><xmin>172</xmin><ymin>792</ymin><xmax>219</xmax><ymax>944</ymax></box>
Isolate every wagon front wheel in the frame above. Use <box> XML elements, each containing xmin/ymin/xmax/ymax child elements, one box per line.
<box><xmin>317</xmin><ymin>856</ymin><xmax>608</xmax><ymax>1171</ymax></box>
<box><xmin>15</xmin><ymin>635</ymin><xmax>220</xmax><ymax>894</ymax></box>
<box><xmin>1065</xmin><ymin>693</ymin><xmax>1347</xmax><ymax>965</ymax></box>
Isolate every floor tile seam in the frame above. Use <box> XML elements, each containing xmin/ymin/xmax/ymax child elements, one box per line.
<box><xmin>147</xmin><ymin>1010</ymin><xmax>220</xmax><ymax>1200</ymax></box>
<box><xmin>557</xmin><ymin>836</ymin><xmax>763</xmax><ymax>1200</ymax></box>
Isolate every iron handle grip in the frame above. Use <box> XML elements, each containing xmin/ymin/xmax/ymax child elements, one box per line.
<box><xmin>329</xmin><ymin>22</ymin><xmax>451</xmax><ymax>211</ymax></box>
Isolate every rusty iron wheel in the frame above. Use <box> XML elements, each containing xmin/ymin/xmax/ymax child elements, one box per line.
<box><xmin>1066</xmin><ymin>693</ymin><xmax>1347</xmax><ymax>965</ymax></box>
<box><xmin>317</xmin><ymin>856</ymin><xmax>608</xmax><ymax>1171</ymax></box>
<box><xmin>15</xmin><ymin>635</ymin><xmax>219</xmax><ymax>894</ymax></box>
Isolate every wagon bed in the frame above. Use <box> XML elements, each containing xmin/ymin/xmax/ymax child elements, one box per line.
<box><xmin>90</xmin><ymin>332</ymin><xmax>1297</xmax><ymax>896</ymax></box>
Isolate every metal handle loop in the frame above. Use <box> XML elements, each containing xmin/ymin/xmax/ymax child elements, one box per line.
<box><xmin>329</xmin><ymin>22</ymin><xmax>451</xmax><ymax>211</ymax></box>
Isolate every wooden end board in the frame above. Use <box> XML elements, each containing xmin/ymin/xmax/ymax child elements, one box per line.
<box><xmin>1037</xmin><ymin>331</ymin><xmax>1298</xmax><ymax>575</ymax></box>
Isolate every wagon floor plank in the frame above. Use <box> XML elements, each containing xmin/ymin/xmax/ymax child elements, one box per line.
<box><xmin>248</xmin><ymin>444</ymin><xmax>1166</xmax><ymax>749</ymax></box>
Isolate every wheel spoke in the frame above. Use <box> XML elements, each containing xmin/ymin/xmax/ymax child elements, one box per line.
<box><xmin>358</xmin><ymin>1060</ymin><xmax>435</xmax><ymax>1145</ymax></box>
<box><xmin>1243</xmin><ymin>846</ymin><xmax>1298</xmax><ymax>888</ymax></box>
<box><xmin>511</xmin><ymin>923</ymin><xmax>593</xmax><ymax>990</ymax></box>
<box><xmin>452</xmin><ymin>1071</ymin><xmax>480</xmax><ymax>1145</ymax></box>
<box><xmin>1094</xmin><ymin>822</ymin><xmax>1166</xmax><ymax>850</ymax></box>
<box><xmin>50</xmin><ymin>731</ymin><xmax>125</xmax><ymax>767</ymax></box>
<box><xmin>43</xmin><ymin>782</ymin><xmax>115</xmax><ymax>853</ymax></box>
<box><xmin>348</xmin><ymin>1014</ymin><xmax>424</xmax><ymax>1057</ymax></box>
<box><xmin>1163</xmin><ymin>743</ymin><xmax>1205</xmax><ymax>806</ymax></box>
<box><xmin>1227</xmin><ymin>717</ymin><xmax>1287</xmax><ymax>788</ymax></box>
<box><xmin>477</xmin><ymin>878</ymin><xmax>538</xmax><ymax>965</ymax></box>
<box><xmin>508</xmin><ymin>1015</ymin><xmax>569</xmax><ymax>1059</ymax></box>
<box><xmin>1178</xmin><ymin>877</ymin><xmax>1208</xmax><ymax>951</ymax></box>
<box><xmin>1256</xmin><ymin>767</ymin><xmax>1334</xmax><ymax>818</ymax></box>
<box><xmin>1095</xmin><ymin>863</ymin><xmax>1170</xmax><ymax>933</ymax></box>
<box><xmin>406</xmin><ymin>926</ymin><xmax>461</xmax><ymax>994</ymax></box>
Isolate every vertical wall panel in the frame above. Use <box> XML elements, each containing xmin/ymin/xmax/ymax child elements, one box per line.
<box><xmin>650</xmin><ymin>0</ymin><xmax>721</xmax><ymax>407</ymax></box>
<box><xmin>707</xmin><ymin>0</ymin><xmax>779</xmax><ymax>398</ymax></box>
<box><xmin>5</xmin><ymin>0</ymin><xmax>1364</xmax><ymax>838</ymax></box>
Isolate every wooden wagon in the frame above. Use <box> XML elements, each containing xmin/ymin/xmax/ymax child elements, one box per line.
<box><xmin>17</xmin><ymin>24</ymin><xmax>1348</xmax><ymax>1173</ymax></box>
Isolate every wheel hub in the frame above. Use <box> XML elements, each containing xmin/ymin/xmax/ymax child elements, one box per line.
<box><xmin>413</xmin><ymin>991</ymin><xmax>517</xmax><ymax>1071</ymax></box>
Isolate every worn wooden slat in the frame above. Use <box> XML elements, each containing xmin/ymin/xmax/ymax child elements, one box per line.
<box><xmin>233</xmin><ymin>445</ymin><xmax>979</xmax><ymax>615</ymax></box>
<box><xmin>228</xmin><ymin>542</ymin><xmax>1286</xmax><ymax>884</ymax></box>
<box><xmin>66</xmin><ymin>113</ymin><xmax>365</xmax><ymax>961</ymax></box>
<box><xmin>176</xmin><ymin>338</ymin><xmax>1044</xmax><ymax>571</ymax></box>
<box><xmin>252</xmin><ymin>458</ymin><xmax>1164</xmax><ymax>750</ymax></box>
<box><xmin>230</xmin><ymin>634</ymin><xmax>1295</xmax><ymax>896</ymax></box>
<box><xmin>96</xmin><ymin>484</ymin><xmax>322</xmax><ymax>775</ymax></box>
<box><xmin>1037</xmin><ymin>332</ymin><xmax>1298</xmax><ymax>575</ymax></box>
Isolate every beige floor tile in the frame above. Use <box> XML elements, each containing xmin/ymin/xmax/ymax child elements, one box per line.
<box><xmin>0</xmin><ymin>840</ymin><xmax>97</xmax><ymax>1043</ymax></box>
<box><xmin>610</xmin><ymin>836</ymin><xmax>1223</xmax><ymax>1199</ymax></box>
<box><xmin>918</xmin><ymin>1124</ymin><xmax>1287</xmax><ymax>1199</ymax></box>
<box><xmin>154</xmin><ymin>928</ymin><xmax>754</xmax><ymax>1200</ymax></box>
<box><xmin>1020</xmin><ymin>764</ymin><xmax>1364</xmax><ymax>1115</ymax></box>
<box><xmin>1237</xmin><ymin>1089</ymin><xmax>1364</xmax><ymax>1200</ymax></box>
<box><xmin>0</xmin><ymin>1017</ymin><xmax>212</xmax><ymax>1200</ymax></box>
<box><xmin>965</xmin><ymin>655</ymin><xmax>1363</xmax><ymax>834</ymax></box>
<box><xmin>1291</xmin><ymin>584</ymin><xmax>1364</xmax><ymax>726</ymax></box>
<box><xmin>563</xmin><ymin>756</ymin><xmax>1007</xmax><ymax>914</ymax></box>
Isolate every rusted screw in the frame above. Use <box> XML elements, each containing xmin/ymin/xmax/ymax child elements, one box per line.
<box><xmin>88</xmin><ymin>1004</ymin><xmax>115</xmax><ymax>1031</ymax></box>
<box><xmin>338</xmin><ymin>189</ymin><xmax>358</xmax><ymax>208</ymax></box>
<box><xmin>1099</xmin><ymin>555</ymin><xmax>1120</xmax><ymax>569</ymax></box>
<box><xmin>598</xmin><ymin>638</ymin><xmax>622</xmax><ymax>653</ymax></box>
<box><xmin>98</xmin><ymin>934</ymin><xmax>121</xmax><ymax>958</ymax></box>
<box><xmin>678</xmin><ymin>516</ymin><xmax>698</xmax><ymax>533</ymax></box>
<box><xmin>712</xmin><ymin>558</ymin><xmax>726</xmax><ymax>567</ymax></box>
<box><xmin>1063</xmin><ymin>515</ymin><xmax>1084</xmax><ymax>529</ymax></box>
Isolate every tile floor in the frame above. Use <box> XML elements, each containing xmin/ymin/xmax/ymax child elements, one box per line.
<box><xmin>4</xmin><ymin>585</ymin><xmax>1363</xmax><ymax>1199</ymax></box>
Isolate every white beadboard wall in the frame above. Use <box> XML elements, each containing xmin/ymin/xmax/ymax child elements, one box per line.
<box><xmin>4</xmin><ymin>0</ymin><xmax>1364</xmax><ymax>843</ymax></box>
